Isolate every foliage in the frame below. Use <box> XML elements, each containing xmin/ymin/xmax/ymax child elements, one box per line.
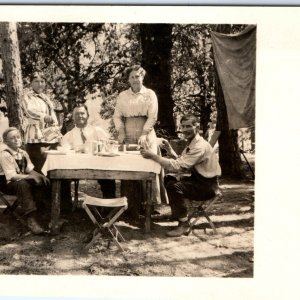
<box><xmin>1</xmin><ymin>22</ymin><xmax>247</xmax><ymax>139</ymax></box>
<box><xmin>16</xmin><ymin>22</ymin><xmax>141</xmax><ymax>132</ymax></box>
<box><xmin>171</xmin><ymin>24</ymin><xmax>247</xmax><ymax>135</ymax></box>
<box><xmin>98</xmin><ymin>24</ymin><xmax>141</xmax><ymax>135</ymax></box>
<box><xmin>171</xmin><ymin>24</ymin><xmax>216</xmax><ymax>135</ymax></box>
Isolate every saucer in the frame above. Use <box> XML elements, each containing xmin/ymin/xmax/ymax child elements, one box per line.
<box><xmin>44</xmin><ymin>150</ymin><xmax>66</xmax><ymax>155</ymax></box>
<box><xmin>97</xmin><ymin>152</ymin><xmax>120</xmax><ymax>157</ymax></box>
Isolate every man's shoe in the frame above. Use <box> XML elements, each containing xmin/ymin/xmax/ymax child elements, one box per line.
<box><xmin>166</xmin><ymin>221</ymin><xmax>191</xmax><ymax>237</ymax></box>
<box><xmin>26</xmin><ymin>216</ymin><xmax>44</xmax><ymax>235</ymax></box>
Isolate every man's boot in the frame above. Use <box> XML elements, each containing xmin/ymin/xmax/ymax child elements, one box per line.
<box><xmin>166</xmin><ymin>220</ymin><xmax>191</xmax><ymax>237</ymax></box>
<box><xmin>26</xmin><ymin>213</ymin><xmax>44</xmax><ymax>235</ymax></box>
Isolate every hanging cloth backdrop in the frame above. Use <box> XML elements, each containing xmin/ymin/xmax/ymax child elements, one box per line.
<box><xmin>211</xmin><ymin>25</ymin><xmax>256</xmax><ymax>129</ymax></box>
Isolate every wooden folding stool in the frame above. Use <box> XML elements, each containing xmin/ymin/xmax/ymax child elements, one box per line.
<box><xmin>82</xmin><ymin>196</ymin><xmax>128</xmax><ymax>252</ymax></box>
<box><xmin>185</xmin><ymin>190</ymin><xmax>223</xmax><ymax>235</ymax></box>
<box><xmin>185</xmin><ymin>130</ymin><xmax>222</xmax><ymax>235</ymax></box>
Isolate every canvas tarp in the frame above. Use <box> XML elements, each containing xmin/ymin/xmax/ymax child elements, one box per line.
<box><xmin>211</xmin><ymin>25</ymin><xmax>256</xmax><ymax>129</ymax></box>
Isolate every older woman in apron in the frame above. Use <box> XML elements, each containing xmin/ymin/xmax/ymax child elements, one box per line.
<box><xmin>113</xmin><ymin>65</ymin><xmax>166</xmax><ymax>220</ymax></box>
<box><xmin>22</xmin><ymin>71</ymin><xmax>61</xmax><ymax>173</ymax></box>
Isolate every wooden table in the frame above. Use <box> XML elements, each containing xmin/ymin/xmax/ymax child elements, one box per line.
<box><xmin>42</xmin><ymin>152</ymin><xmax>161</xmax><ymax>234</ymax></box>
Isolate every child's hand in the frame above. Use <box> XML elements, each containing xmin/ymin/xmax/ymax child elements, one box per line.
<box><xmin>40</xmin><ymin>174</ymin><xmax>50</xmax><ymax>186</ymax></box>
<box><xmin>27</xmin><ymin>171</ymin><xmax>50</xmax><ymax>186</ymax></box>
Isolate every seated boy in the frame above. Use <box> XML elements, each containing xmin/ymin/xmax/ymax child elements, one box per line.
<box><xmin>0</xmin><ymin>127</ymin><xmax>50</xmax><ymax>234</ymax></box>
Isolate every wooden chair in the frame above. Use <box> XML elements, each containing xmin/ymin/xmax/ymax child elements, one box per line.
<box><xmin>82</xmin><ymin>196</ymin><xmax>128</xmax><ymax>252</ymax></box>
<box><xmin>184</xmin><ymin>130</ymin><xmax>222</xmax><ymax>235</ymax></box>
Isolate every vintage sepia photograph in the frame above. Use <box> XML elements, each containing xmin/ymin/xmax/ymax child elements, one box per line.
<box><xmin>0</xmin><ymin>4</ymin><xmax>299</xmax><ymax>300</ymax></box>
<box><xmin>0</xmin><ymin>19</ymin><xmax>255</xmax><ymax>277</ymax></box>
<box><xmin>0</xmin><ymin>22</ymin><xmax>256</xmax><ymax>277</ymax></box>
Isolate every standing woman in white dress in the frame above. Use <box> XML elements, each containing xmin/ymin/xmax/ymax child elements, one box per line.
<box><xmin>113</xmin><ymin>65</ymin><xmax>158</xmax><ymax>152</ymax></box>
<box><xmin>113</xmin><ymin>65</ymin><xmax>161</xmax><ymax>219</ymax></box>
<box><xmin>22</xmin><ymin>71</ymin><xmax>61</xmax><ymax>173</ymax></box>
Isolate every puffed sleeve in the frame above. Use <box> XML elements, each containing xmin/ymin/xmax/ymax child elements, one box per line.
<box><xmin>22</xmin><ymin>92</ymin><xmax>44</xmax><ymax>121</ymax></box>
<box><xmin>142</xmin><ymin>89</ymin><xmax>158</xmax><ymax>135</ymax></box>
<box><xmin>43</xmin><ymin>94</ymin><xmax>58</xmax><ymax>126</ymax></box>
<box><xmin>113</xmin><ymin>93</ymin><xmax>125</xmax><ymax>131</ymax></box>
<box><xmin>49</xmin><ymin>100</ymin><xmax>58</xmax><ymax>126</ymax></box>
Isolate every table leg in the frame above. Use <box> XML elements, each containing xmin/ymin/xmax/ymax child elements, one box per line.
<box><xmin>50</xmin><ymin>179</ymin><xmax>61</xmax><ymax>235</ymax></box>
<box><xmin>145</xmin><ymin>180</ymin><xmax>152</xmax><ymax>233</ymax></box>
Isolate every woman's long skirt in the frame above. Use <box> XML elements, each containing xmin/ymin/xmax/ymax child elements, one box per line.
<box><xmin>121</xmin><ymin>116</ymin><xmax>168</xmax><ymax>219</ymax></box>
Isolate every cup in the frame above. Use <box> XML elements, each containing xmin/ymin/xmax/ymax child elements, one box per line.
<box><xmin>105</xmin><ymin>140</ymin><xmax>119</xmax><ymax>153</ymax></box>
<box><xmin>98</xmin><ymin>140</ymin><xmax>105</xmax><ymax>153</ymax></box>
<box><xmin>92</xmin><ymin>140</ymin><xmax>99</xmax><ymax>155</ymax></box>
<box><xmin>111</xmin><ymin>143</ymin><xmax>119</xmax><ymax>153</ymax></box>
<box><xmin>84</xmin><ymin>141</ymin><xmax>97</xmax><ymax>155</ymax></box>
<box><xmin>74</xmin><ymin>144</ymin><xmax>84</xmax><ymax>153</ymax></box>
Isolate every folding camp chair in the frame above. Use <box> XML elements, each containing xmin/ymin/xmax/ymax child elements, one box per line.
<box><xmin>184</xmin><ymin>130</ymin><xmax>222</xmax><ymax>235</ymax></box>
<box><xmin>82</xmin><ymin>196</ymin><xmax>128</xmax><ymax>252</ymax></box>
<box><xmin>0</xmin><ymin>191</ymin><xmax>26</xmax><ymax>226</ymax></box>
<box><xmin>184</xmin><ymin>188</ymin><xmax>223</xmax><ymax>235</ymax></box>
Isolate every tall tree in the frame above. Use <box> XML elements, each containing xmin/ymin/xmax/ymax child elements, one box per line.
<box><xmin>140</xmin><ymin>24</ymin><xmax>175</xmax><ymax>136</ymax></box>
<box><xmin>0</xmin><ymin>22</ymin><xmax>23</xmax><ymax>130</ymax></box>
<box><xmin>171</xmin><ymin>25</ymin><xmax>216</xmax><ymax>136</ymax></box>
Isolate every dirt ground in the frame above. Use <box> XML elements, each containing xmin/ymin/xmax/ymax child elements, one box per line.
<box><xmin>0</xmin><ymin>155</ymin><xmax>254</xmax><ymax>277</ymax></box>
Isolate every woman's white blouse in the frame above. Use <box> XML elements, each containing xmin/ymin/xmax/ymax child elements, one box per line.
<box><xmin>113</xmin><ymin>86</ymin><xmax>158</xmax><ymax>135</ymax></box>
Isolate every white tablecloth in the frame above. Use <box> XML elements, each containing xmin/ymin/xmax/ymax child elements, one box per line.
<box><xmin>42</xmin><ymin>152</ymin><xmax>161</xmax><ymax>175</ymax></box>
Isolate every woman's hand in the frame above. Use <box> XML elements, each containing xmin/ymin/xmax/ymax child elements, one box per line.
<box><xmin>138</xmin><ymin>134</ymin><xmax>149</xmax><ymax>149</ymax></box>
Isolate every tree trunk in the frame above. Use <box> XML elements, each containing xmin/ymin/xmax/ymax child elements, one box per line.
<box><xmin>140</xmin><ymin>24</ymin><xmax>175</xmax><ymax>136</ymax></box>
<box><xmin>196</xmin><ymin>64</ymin><xmax>213</xmax><ymax>136</ymax></box>
<box><xmin>0</xmin><ymin>22</ymin><xmax>24</xmax><ymax>130</ymax></box>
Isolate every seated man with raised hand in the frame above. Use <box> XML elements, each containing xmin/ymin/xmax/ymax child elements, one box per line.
<box><xmin>140</xmin><ymin>114</ymin><xmax>221</xmax><ymax>237</ymax></box>
<box><xmin>61</xmin><ymin>104</ymin><xmax>116</xmax><ymax>199</ymax></box>
<box><xmin>0</xmin><ymin>127</ymin><xmax>50</xmax><ymax>234</ymax></box>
